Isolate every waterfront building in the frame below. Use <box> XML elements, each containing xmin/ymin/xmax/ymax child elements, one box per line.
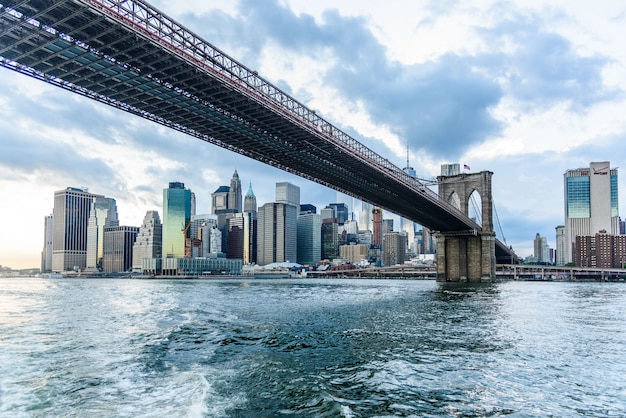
<box><xmin>257</xmin><ymin>202</ymin><xmax>297</xmax><ymax>265</ymax></box>
<box><xmin>102</xmin><ymin>226</ymin><xmax>139</xmax><ymax>273</ymax></box>
<box><xmin>383</xmin><ymin>232</ymin><xmax>407</xmax><ymax>266</ymax></box>
<box><xmin>564</xmin><ymin>161</ymin><xmax>619</xmax><ymax>263</ymax></box>
<box><xmin>162</xmin><ymin>182</ymin><xmax>192</xmax><ymax>258</ymax></box>
<box><xmin>297</xmin><ymin>212</ymin><xmax>322</xmax><ymax>265</ymax></box>
<box><xmin>132</xmin><ymin>211</ymin><xmax>162</xmax><ymax>272</ymax></box>
<box><xmin>52</xmin><ymin>187</ymin><xmax>100</xmax><ymax>272</ymax></box>
<box><xmin>339</xmin><ymin>243</ymin><xmax>369</xmax><ymax>264</ymax></box>
<box><xmin>276</xmin><ymin>182</ymin><xmax>300</xmax><ymax>207</ymax></box>
<box><xmin>574</xmin><ymin>231</ymin><xmax>626</xmax><ymax>268</ymax></box>
<box><xmin>141</xmin><ymin>257</ymin><xmax>242</xmax><ymax>276</ymax></box>
<box><xmin>321</xmin><ymin>221</ymin><xmax>339</xmax><ymax>260</ymax></box>
<box><xmin>86</xmin><ymin>196</ymin><xmax>119</xmax><ymax>271</ymax></box>
<box><xmin>41</xmin><ymin>214</ymin><xmax>53</xmax><ymax>272</ymax></box>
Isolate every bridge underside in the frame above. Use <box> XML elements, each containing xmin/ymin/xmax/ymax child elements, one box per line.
<box><xmin>0</xmin><ymin>0</ymin><xmax>517</xmax><ymax>262</ymax></box>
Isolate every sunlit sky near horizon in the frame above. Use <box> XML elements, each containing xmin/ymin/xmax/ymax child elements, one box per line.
<box><xmin>2</xmin><ymin>0</ymin><xmax>626</xmax><ymax>269</ymax></box>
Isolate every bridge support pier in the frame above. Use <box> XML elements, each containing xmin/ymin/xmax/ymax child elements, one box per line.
<box><xmin>436</xmin><ymin>169</ymin><xmax>497</xmax><ymax>282</ymax></box>
<box><xmin>436</xmin><ymin>232</ymin><xmax>496</xmax><ymax>282</ymax></box>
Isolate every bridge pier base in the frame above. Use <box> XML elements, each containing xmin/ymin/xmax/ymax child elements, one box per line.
<box><xmin>436</xmin><ymin>232</ymin><xmax>496</xmax><ymax>282</ymax></box>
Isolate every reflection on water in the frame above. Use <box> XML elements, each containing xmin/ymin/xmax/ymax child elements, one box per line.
<box><xmin>1</xmin><ymin>278</ymin><xmax>625</xmax><ymax>417</ymax></box>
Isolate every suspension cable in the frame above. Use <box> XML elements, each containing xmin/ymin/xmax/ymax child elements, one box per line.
<box><xmin>493</xmin><ymin>200</ymin><xmax>506</xmax><ymax>244</ymax></box>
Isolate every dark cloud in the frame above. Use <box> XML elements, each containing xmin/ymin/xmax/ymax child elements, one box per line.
<box><xmin>479</xmin><ymin>17</ymin><xmax>617</xmax><ymax>109</ymax></box>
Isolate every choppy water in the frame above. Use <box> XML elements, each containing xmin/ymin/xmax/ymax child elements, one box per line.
<box><xmin>1</xmin><ymin>277</ymin><xmax>625</xmax><ymax>417</ymax></box>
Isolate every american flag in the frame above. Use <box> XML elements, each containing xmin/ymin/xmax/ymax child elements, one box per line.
<box><xmin>463</xmin><ymin>164</ymin><xmax>470</xmax><ymax>170</ymax></box>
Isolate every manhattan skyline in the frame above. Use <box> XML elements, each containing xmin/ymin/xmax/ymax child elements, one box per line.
<box><xmin>1</xmin><ymin>0</ymin><xmax>626</xmax><ymax>269</ymax></box>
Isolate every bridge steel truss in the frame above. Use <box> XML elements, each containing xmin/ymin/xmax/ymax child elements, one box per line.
<box><xmin>0</xmin><ymin>0</ymin><xmax>515</xmax><ymax>261</ymax></box>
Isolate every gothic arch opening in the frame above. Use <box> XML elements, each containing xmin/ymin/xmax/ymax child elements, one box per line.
<box><xmin>468</xmin><ymin>189</ymin><xmax>482</xmax><ymax>225</ymax></box>
<box><xmin>447</xmin><ymin>191</ymin><xmax>461</xmax><ymax>211</ymax></box>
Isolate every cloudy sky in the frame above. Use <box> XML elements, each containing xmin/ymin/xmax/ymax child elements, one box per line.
<box><xmin>1</xmin><ymin>0</ymin><xmax>626</xmax><ymax>269</ymax></box>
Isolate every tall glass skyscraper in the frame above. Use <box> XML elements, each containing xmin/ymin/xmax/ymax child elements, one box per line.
<box><xmin>297</xmin><ymin>212</ymin><xmax>322</xmax><ymax>265</ymax></box>
<box><xmin>162</xmin><ymin>182</ymin><xmax>192</xmax><ymax>258</ymax></box>
<box><xmin>564</xmin><ymin>161</ymin><xmax>619</xmax><ymax>263</ymax></box>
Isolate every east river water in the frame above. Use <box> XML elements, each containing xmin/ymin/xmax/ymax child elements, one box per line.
<box><xmin>1</xmin><ymin>277</ymin><xmax>625</xmax><ymax>417</ymax></box>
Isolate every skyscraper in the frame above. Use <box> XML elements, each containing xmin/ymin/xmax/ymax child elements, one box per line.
<box><xmin>162</xmin><ymin>182</ymin><xmax>192</xmax><ymax>258</ymax></box>
<box><xmin>41</xmin><ymin>214</ymin><xmax>53</xmax><ymax>272</ymax></box>
<box><xmin>227</xmin><ymin>214</ymin><xmax>244</xmax><ymax>259</ymax></box>
<box><xmin>257</xmin><ymin>202</ymin><xmax>297</xmax><ymax>265</ymax></box>
<box><xmin>383</xmin><ymin>232</ymin><xmax>407</xmax><ymax>266</ymax></box>
<box><xmin>86</xmin><ymin>196</ymin><xmax>119</xmax><ymax>271</ymax></box>
<box><xmin>244</xmin><ymin>182</ymin><xmax>257</xmax><ymax>213</ymax></box>
<box><xmin>372</xmin><ymin>207</ymin><xmax>383</xmax><ymax>247</ymax></box>
<box><xmin>52</xmin><ymin>187</ymin><xmax>100</xmax><ymax>272</ymax></box>
<box><xmin>359</xmin><ymin>201</ymin><xmax>373</xmax><ymax>232</ymax></box>
<box><xmin>564</xmin><ymin>161</ymin><xmax>619</xmax><ymax>263</ymax></box>
<box><xmin>297</xmin><ymin>212</ymin><xmax>322</xmax><ymax>265</ymax></box>
<box><xmin>132</xmin><ymin>210</ymin><xmax>162</xmax><ymax>272</ymax></box>
<box><xmin>276</xmin><ymin>182</ymin><xmax>300</xmax><ymax>207</ymax></box>
<box><xmin>228</xmin><ymin>170</ymin><xmax>242</xmax><ymax>213</ymax></box>
<box><xmin>102</xmin><ymin>226</ymin><xmax>139</xmax><ymax>273</ymax></box>
<box><xmin>555</xmin><ymin>225</ymin><xmax>565</xmax><ymax>266</ymax></box>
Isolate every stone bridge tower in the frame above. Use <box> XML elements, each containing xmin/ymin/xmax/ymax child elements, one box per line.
<box><xmin>436</xmin><ymin>170</ymin><xmax>496</xmax><ymax>282</ymax></box>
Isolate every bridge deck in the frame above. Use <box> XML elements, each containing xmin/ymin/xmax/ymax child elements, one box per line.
<box><xmin>0</xmin><ymin>0</ymin><xmax>515</xmax><ymax>260</ymax></box>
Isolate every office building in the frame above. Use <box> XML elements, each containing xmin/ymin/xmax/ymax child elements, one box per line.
<box><xmin>132</xmin><ymin>211</ymin><xmax>162</xmax><ymax>272</ymax></box>
<box><xmin>276</xmin><ymin>182</ymin><xmax>300</xmax><ymax>207</ymax></box>
<box><xmin>383</xmin><ymin>232</ymin><xmax>407</xmax><ymax>266</ymax></box>
<box><xmin>328</xmin><ymin>203</ymin><xmax>349</xmax><ymax>225</ymax></box>
<box><xmin>228</xmin><ymin>170</ymin><xmax>242</xmax><ymax>213</ymax></box>
<box><xmin>533</xmin><ymin>233</ymin><xmax>549</xmax><ymax>263</ymax></box>
<box><xmin>340</xmin><ymin>243</ymin><xmax>369</xmax><ymax>264</ymax></box>
<box><xmin>242</xmin><ymin>211</ymin><xmax>257</xmax><ymax>265</ymax></box>
<box><xmin>297</xmin><ymin>212</ymin><xmax>322</xmax><ymax>265</ymax></box>
<box><xmin>359</xmin><ymin>201</ymin><xmax>373</xmax><ymax>232</ymax></box>
<box><xmin>321</xmin><ymin>221</ymin><xmax>339</xmax><ymax>260</ymax></box>
<box><xmin>244</xmin><ymin>182</ymin><xmax>257</xmax><ymax>213</ymax></box>
<box><xmin>52</xmin><ymin>187</ymin><xmax>100</xmax><ymax>272</ymax></box>
<box><xmin>257</xmin><ymin>202</ymin><xmax>297</xmax><ymax>265</ymax></box>
<box><xmin>102</xmin><ymin>226</ymin><xmax>139</xmax><ymax>273</ymax></box>
<box><xmin>555</xmin><ymin>225</ymin><xmax>566</xmax><ymax>266</ymax></box>
<box><xmin>86</xmin><ymin>196</ymin><xmax>119</xmax><ymax>271</ymax></box>
<box><xmin>162</xmin><ymin>182</ymin><xmax>192</xmax><ymax>258</ymax></box>
<box><xmin>564</xmin><ymin>161</ymin><xmax>619</xmax><ymax>263</ymax></box>
<box><xmin>227</xmin><ymin>214</ymin><xmax>245</xmax><ymax>259</ymax></box>
<box><xmin>41</xmin><ymin>214</ymin><xmax>53</xmax><ymax>272</ymax></box>
<box><xmin>372</xmin><ymin>207</ymin><xmax>383</xmax><ymax>247</ymax></box>
<box><xmin>300</xmin><ymin>204</ymin><xmax>317</xmax><ymax>215</ymax></box>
